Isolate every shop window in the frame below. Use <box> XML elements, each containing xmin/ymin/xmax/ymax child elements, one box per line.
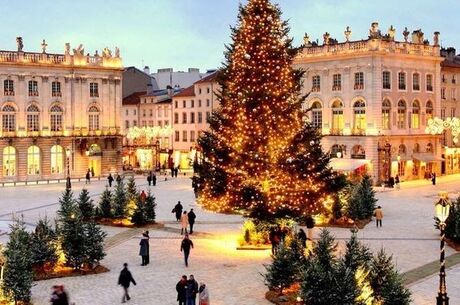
<box><xmin>51</xmin><ymin>145</ymin><xmax>64</xmax><ymax>174</ymax></box>
<box><xmin>27</xmin><ymin>145</ymin><xmax>40</xmax><ymax>175</ymax></box>
<box><xmin>2</xmin><ymin>146</ymin><xmax>16</xmax><ymax>176</ymax></box>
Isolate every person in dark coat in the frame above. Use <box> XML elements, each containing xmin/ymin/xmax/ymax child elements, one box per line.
<box><xmin>152</xmin><ymin>173</ymin><xmax>157</xmax><ymax>186</ymax></box>
<box><xmin>269</xmin><ymin>227</ymin><xmax>280</xmax><ymax>255</ymax></box>
<box><xmin>298</xmin><ymin>228</ymin><xmax>307</xmax><ymax>248</ymax></box>
<box><xmin>176</xmin><ymin>275</ymin><xmax>187</xmax><ymax>305</ymax></box>
<box><xmin>91</xmin><ymin>167</ymin><xmax>95</xmax><ymax>177</ymax></box>
<box><xmin>85</xmin><ymin>169</ymin><xmax>91</xmax><ymax>184</ymax></box>
<box><xmin>50</xmin><ymin>285</ymin><xmax>69</xmax><ymax>305</ymax></box>
<box><xmin>140</xmin><ymin>190</ymin><xmax>147</xmax><ymax>203</ymax></box>
<box><xmin>188</xmin><ymin>209</ymin><xmax>196</xmax><ymax>234</ymax></box>
<box><xmin>116</xmin><ymin>173</ymin><xmax>122</xmax><ymax>184</ymax></box>
<box><xmin>175</xmin><ymin>167</ymin><xmax>179</xmax><ymax>177</ymax></box>
<box><xmin>432</xmin><ymin>172</ymin><xmax>437</xmax><ymax>185</ymax></box>
<box><xmin>147</xmin><ymin>173</ymin><xmax>152</xmax><ymax>186</ymax></box>
<box><xmin>186</xmin><ymin>274</ymin><xmax>199</xmax><ymax>305</ymax></box>
<box><xmin>139</xmin><ymin>232</ymin><xmax>149</xmax><ymax>266</ymax></box>
<box><xmin>107</xmin><ymin>173</ymin><xmax>114</xmax><ymax>187</ymax></box>
<box><xmin>118</xmin><ymin>263</ymin><xmax>136</xmax><ymax>303</ymax></box>
<box><xmin>180</xmin><ymin>234</ymin><xmax>194</xmax><ymax>267</ymax></box>
<box><xmin>174</xmin><ymin>201</ymin><xmax>183</xmax><ymax>221</ymax></box>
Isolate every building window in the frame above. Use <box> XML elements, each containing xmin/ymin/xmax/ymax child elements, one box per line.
<box><xmin>125</xmin><ymin>109</ymin><xmax>128</xmax><ymax>116</ymax></box>
<box><xmin>398</xmin><ymin>145</ymin><xmax>406</xmax><ymax>176</ymax></box>
<box><xmin>2</xmin><ymin>105</ymin><xmax>16</xmax><ymax>132</ymax></box>
<box><xmin>90</xmin><ymin>82</ymin><xmax>99</xmax><ymax>97</ymax></box>
<box><xmin>382</xmin><ymin>71</ymin><xmax>391</xmax><ymax>89</ymax></box>
<box><xmin>142</xmin><ymin>120</ymin><xmax>147</xmax><ymax>127</ymax></box>
<box><xmin>411</xmin><ymin>100</ymin><xmax>420</xmax><ymax>129</ymax></box>
<box><xmin>175</xmin><ymin>131</ymin><xmax>180</xmax><ymax>142</ymax></box>
<box><xmin>199</xmin><ymin>88</ymin><xmax>202</xmax><ymax>94</ymax></box>
<box><xmin>331</xmin><ymin>100</ymin><xmax>344</xmax><ymax>134</ymax></box>
<box><xmin>190</xmin><ymin>131</ymin><xmax>196</xmax><ymax>142</ymax></box>
<box><xmin>175</xmin><ymin>100</ymin><xmax>178</xmax><ymax>108</ymax></box>
<box><xmin>182</xmin><ymin>131</ymin><xmax>187</xmax><ymax>142</ymax></box>
<box><xmin>133</xmin><ymin>120</ymin><xmax>137</xmax><ymax>127</ymax></box>
<box><xmin>451</xmin><ymin>108</ymin><xmax>456</xmax><ymax>118</ymax></box>
<box><xmin>332</xmin><ymin>74</ymin><xmax>341</xmax><ymax>91</ymax></box>
<box><xmin>441</xmin><ymin>87</ymin><xmax>446</xmax><ymax>99</ymax></box>
<box><xmin>4</xmin><ymin>80</ymin><xmax>14</xmax><ymax>95</ymax></box>
<box><xmin>27</xmin><ymin>145</ymin><xmax>40</xmax><ymax>175</ymax></box>
<box><xmin>198</xmin><ymin>100</ymin><xmax>202</xmax><ymax>107</ymax></box>
<box><xmin>311</xmin><ymin>102</ymin><xmax>322</xmax><ymax>128</ymax></box>
<box><xmin>142</xmin><ymin>109</ymin><xmax>146</xmax><ymax>117</ymax></box>
<box><xmin>354</xmin><ymin>72</ymin><xmax>364</xmax><ymax>90</ymax></box>
<box><xmin>50</xmin><ymin>104</ymin><xmax>63</xmax><ymax>132</ymax></box>
<box><xmin>182</xmin><ymin>113</ymin><xmax>187</xmax><ymax>124</ymax></box>
<box><xmin>26</xmin><ymin>104</ymin><xmax>40</xmax><ymax>132</ymax></box>
<box><xmin>191</xmin><ymin>100</ymin><xmax>195</xmax><ymax>108</ymax></box>
<box><xmin>150</xmin><ymin>109</ymin><xmax>153</xmax><ymax>117</ymax></box>
<box><xmin>183</xmin><ymin>100</ymin><xmax>186</xmax><ymax>108</ymax></box>
<box><xmin>88</xmin><ymin>106</ymin><xmax>100</xmax><ymax>130</ymax></box>
<box><xmin>125</xmin><ymin>120</ymin><xmax>130</xmax><ymax>129</ymax></box>
<box><xmin>206</xmin><ymin>99</ymin><xmax>210</xmax><ymax>107</ymax></box>
<box><xmin>452</xmin><ymin>88</ymin><xmax>457</xmax><ymax>101</ymax></box>
<box><xmin>426</xmin><ymin>101</ymin><xmax>433</xmax><ymax>123</ymax></box>
<box><xmin>191</xmin><ymin>112</ymin><xmax>195</xmax><ymax>124</ymax></box>
<box><xmin>397</xmin><ymin>100</ymin><xmax>406</xmax><ymax>129</ymax></box>
<box><xmin>413</xmin><ymin>73</ymin><xmax>420</xmax><ymax>91</ymax></box>
<box><xmin>312</xmin><ymin>75</ymin><xmax>320</xmax><ymax>92</ymax></box>
<box><xmin>149</xmin><ymin>120</ymin><xmax>154</xmax><ymax>127</ymax></box>
<box><xmin>158</xmin><ymin>107</ymin><xmax>162</xmax><ymax>118</ymax></box>
<box><xmin>353</xmin><ymin>100</ymin><xmax>366</xmax><ymax>132</ymax></box>
<box><xmin>206</xmin><ymin>111</ymin><xmax>211</xmax><ymax>121</ymax></box>
<box><xmin>198</xmin><ymin>112</ymin><xmax>203</xmax><ymax>123</ymax></box>
<box><xmin>207</xmin><ymin>87</ymin><xmax>210</xmax><ymax>94</ymax></box>
<box><xmin>174</xmin><ymin>113</ymin><xmax>179</xmax><ymax>124</ymax></box>
<box><xmin>3</xmin><ymin>146</ymin><xmax>16</xmax><ymax>176</ymax></box>
<box><xmin>441</xmin><ymin>108</ymin><xmax>446</xmax><ymax>120</ymax></box>
<box><xmin>50</xmin><ymin>145</ymin><xmax>64</xmax><ymax>174</ymax></box>
<box><xmin>426</xmin><ymin>74</ymin><xmax>433</xmax><ymax>92</ymax></box>
<box><xmin>398</xmin><ymin>72</ymin><xmax>406</xmax><ymax>90</ymax></box>
<box><xmin>28</xmin><ymin>80</ymin><xmax>39</xmax><ymax>96</ymax></box>
<box><xmin>426</xmin><ymin>143</ymin><xmax>433</xmax><ymax>153</ymax></box>
<box><xmin>164</xmin><ymin>120</ymin><xmax>169</xmax><ymax>126</ymax></box>
<box><xmin>382</xmin><ymin>99</ymin><xmax>391</xmax><ymax>129</ymax></box>
<box><xmin>52</xmin><ymin>81</ymin><xmax>61</xmax><ymax>97</ymax></box>
<box><xmin>133</xmin><ymin>109</ymin><xmax>137</xmax><ymax>115</ymax></box>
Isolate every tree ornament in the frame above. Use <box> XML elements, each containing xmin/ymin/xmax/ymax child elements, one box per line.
<box><xmin>267</xmin><ymin>16</ymin><xmax>273</xmax><ymax>22</ymax></box>
<box><xmin>244</xmin><ymin>53</ymin><xmax>251</xmax><ymax>60</ymax></box>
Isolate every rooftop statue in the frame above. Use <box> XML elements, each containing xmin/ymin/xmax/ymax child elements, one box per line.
<box><xmin>115</xmin><ymin>47</ymin><xmax>120</xmax><ymax>58</ymax></box>
<box><xmin>16</xmin><ymin>37</ymin><xmax>23</xmax><ymax>52</ymax></box>
<box><xmin>102</xmin><ymin>47</ymin><xmax>112</xmax><ymax>58</ymax></box>
<box><xmin>387</xmin><ymin>25</ymin><xmax>396</xmax><ymax>40</ymax></box>
<box><xmin>73</xmin><ymin>44</ymin><xmax>84</xmax><ymax>56</ymax></box>
<box><xmin>344</xmin><ymin>26</ymin><xmax>352</xmax><ymax>42</ymax></box>
<box><xmin>369</xmin><ymin>22</ymin><xmax>382</xmax><ymax>39</ymax></box>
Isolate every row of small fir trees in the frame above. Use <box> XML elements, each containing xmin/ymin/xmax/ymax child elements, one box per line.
<box><xmin>97</xmin><ymin>176</ymin><xmax>156</xmax><ymax>226</ymax></box>
<box><xmin>264</xmin><ymin>229</ymin><xmax>411</xmax><ymax>305</ymax></box>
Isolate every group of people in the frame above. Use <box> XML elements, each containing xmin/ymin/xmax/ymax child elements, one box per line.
<box><xmin>176</xmin><ymin>275</ymin><xmax>209</xmax><ymax>305</ymax></box>
<box><xmin>171</xmin><ymin>166</ymin><xmax>180</xmax><ymax>178</ymax></box>
<box><xmin>387</xmin><ymin>175</ymin><xmax>401</xmax><ymax>189</ymax></box>
<box><xmin>173</xmin><ymin>201</ymin><xmax>197</xmax><ymax>235</ymax></box>
<box><xmin>107</xmin><ymin>173</ymin><xmax>123</xmax><ymax>187</ymax></box>
<box><xmin>147</xmin><ymin>171</ymin><xmax>157</xmax><ymax>186</ymax></box>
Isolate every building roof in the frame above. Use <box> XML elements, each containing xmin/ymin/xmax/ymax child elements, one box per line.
<box><xmin>173</xmin><ymin>85</ymin><xmax>195</xmax><ymax>98</ymax></box>
<box><xmin>194</xmin><ymin>71</ymin><xmax>219</xmax><ymax>84</ymax></box>
<box><xmin>122</xmin><ymin>91</ymin><xmax>145</xmax><ymax>106</ymax></box>
<box><xmin>441</xmin><ymin>59</ymin><xmax>460</xmax><ymax>69</ymax></box>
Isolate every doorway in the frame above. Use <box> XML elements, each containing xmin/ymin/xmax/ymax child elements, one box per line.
<box><xmin>89</xmin><ymin>157</ymin><xmax>101</xmax><ymax>177</ymax></box>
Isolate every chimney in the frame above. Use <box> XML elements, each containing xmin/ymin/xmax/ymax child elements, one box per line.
<box><xmin>146</xmin><ymin>83</ymin><xmax>153</xmax><ymax>95</ymax></box>
<box><xmin>143</xmin><ymin>66</ymin><xmax>150</xmax><ymax>74</ymax></box>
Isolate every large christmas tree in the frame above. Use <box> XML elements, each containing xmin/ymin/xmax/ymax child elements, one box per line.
<box><xmin>195</xmin><ymin>0</ymin><xmax>344</xmax><ymax>221</ymax></box>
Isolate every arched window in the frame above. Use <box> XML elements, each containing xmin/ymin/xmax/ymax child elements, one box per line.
<box><xmin>426</xmin><ymin>143</ymin><xmax>433</xmax><ymax>153</ymax></box>
<box><xmin>382</xmin><ymin>99</ymin><xmax>391</xmax><ymax>129</ymax></box>
<box><xmin>426</xmin><ymin>101</ymin><xmax>433</xmax><ymax>124</ymax></box>
<box><xmin>2</xmin><ymin>105</ymin><xmax>16</xmax><ymax>132</ymax></box>
<box><xmin>411</xmin><ymin>100</ymin><xmax>420</xmax><ymax>129</ymax></box>
<box><xmin>413</xmin><ymin>73</ymin><xmax>420</xmax><ymax>91</ymax></box>
<box><xmin>331</xmin><ymin>100</ymin><xmax>344</xmax><ymax>134</ymax></box>
<box><xmin>398</xmin><ymin>144</ymin><xmax>406</xmax><ymax>155</ymax></box>
<box><xmin>88</xmin><ymin>106</ymin><xmax>100</xmax><ymax>131</ymax></box>
<box><xmin>27</xmin><ymin>145</ymin><xmax>40</xmax><ymax>175</ymax></box>
<box><xmin>351</xmin><ymin>145</ymin><xmax>366</xmax><ymax>159</ymax></box>
<box><xmin>312</xmin><ymin>75</ymin><xmax>320</xmax><ymax>92</ymax></box>
<box><xmin>397</xmin><ymin>144</ymin><xmax>406</xmax><ymax>176</ymax></box>
<box><xmin>27</xmin><ymin>104</ymin><xmax>40</xmax><ymax>132</ymax></box>
<box><xmin>413</xmin><ymin>143</ymin><xmax>420</xmax><ymax>153</ymax></box>
<box><xmin>331</xmin><ymin>144</ymin><xmax>344</xmax><ymax>158</ymax></box>
<box><xmin>353</xmin><ymin>100</ymin><xmax>366</xmax><ymax>132</ymax></box>
<box><xmin>2</xmin><ymin>146</ymin><xmax>16</xmax><ymax>176</ymax></box>
<box><xmin>397</xmin><ymin>100</ymin><xmax>406</xmax><ymax>129</ymax></box>
<box><xmin>50</xmin><ymin>145</ymin><xmax>64</xmax><ymax>174</ymax></box>
<box><xmin>311</xmin><ymin>101</ymin><xmax>322</xmax><ymax>128</ymax></box>
<box><xmin>50</xmin><ymin>105</ymin><xmax>63</xmax><ymax>132</ymax></box>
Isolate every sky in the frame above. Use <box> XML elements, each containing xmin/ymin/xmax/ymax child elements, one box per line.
<box><xmin>1</xmin><ymin>0</ymin><xmax>459</xmax><ymax>72</ymax></box>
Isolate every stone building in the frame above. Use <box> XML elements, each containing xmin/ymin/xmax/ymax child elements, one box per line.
<box><xmin>0</xmin><ymin>38</ymin><xmax>123</xmax><ymax>183</ymax></box>
<box><xmin>294</xmin><ymin>24</ymin><xmax>444</xmax><ymax>183</ymax></box>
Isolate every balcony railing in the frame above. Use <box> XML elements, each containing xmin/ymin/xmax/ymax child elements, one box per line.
<box><xmin>1</xmin><ymin>131</ymin><xmax>16</xmax><ymax>137</ymax></box>
<box><xmin>4</xmin><ymin>90</ymin><xmax>14</xmax><ymax>96</ymax></box>
<box><xmin>332</xmin><ymin>85</ymin><xmax>341</xmax><ymax>91</ymax></box>
<box><xmin>354</xmin><ymin>84</ymin><xmax>364</xmax><ymax>90</ymax></box>
<box><xmin>311</xmin><ymin>86</ymin><xmax>320</xmax><ymax>92</ymax></box>
<box><xmin>413</xmin><ymin>85</ymin><xmax>420</xmax><ymax>91</ymax></box>
<box><xmin>90</xmin><ymin>92</ymin><xmax>99</xmax><ymax>98</ymax></box>
<box><xmin>427</xmin><ymin>85</ymin><xmax>433</xmax><ymax>91</ymax></box>
<box><xmin>351</xmin><ymin>128</ymin><xmax>366</xmax><ymax>136</ymax></box>
<box><xmin>28</xmin><ymin>91</ymin><xmax>39</xmax><ymax>97</ymax></box>
<box><xmin>329</xmin><ymin>128</ymin><xmax>343</xmax><ymax>135</ymax></box>
<box><xmin>52</xmin><ymin>91</ymin><xmax>62</xmax><ymax>97</ymax></box>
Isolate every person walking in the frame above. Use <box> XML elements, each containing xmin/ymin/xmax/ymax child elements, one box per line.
<box><xmin>298</xmin><ymin>228</ymin><xmax>307</xmax><ymax>249</ymax></box>
<box><xmin>91</xmin><ymin>167</ymin><xmax>95</xmax><ymax>177</ymax></box>
<box><xmin>305</xmin><ymin>216</ymin><xmax>315</xmax><ymax>249</ymax></box>
<box><xmin>118</xmin><ymin>263</ymin><xmax>136</xmax><ymax>303</ymax></box>
<box><xmin>374</xmin><ymin>206</ymin><xmax>383</xmax><ymax>228</ymax></box>
<box><xmin>147</xmin><ymin>173</ymin><xmax>152</xmax><ymax>186</ymax></box>
<box><xmin>85</xmin><ymin>169</ymin><xmax>91</xmax><ymax>184</ymax></box>
<box><xmin>176</xmin><ymin>275</ymin><xmax>187</xmax><ymax>305</ymax></box>
<box><xmin>181</xmin><ymin>211</ymin><xmax>189</xmax><ymax>235</ymax></box>
<box><xmin>186</xmin><ymin>274</ymin><xmax>199</xmax><ymax>305</ymax></box>
<box><xmin>180</xmin><ymin>233</ymin><xmax>194</xmax><ymax>267</ymax></box>
<box><xmin>108</xmin><ymin>173</ymin><xmax>114</xmax><ymax>187</ymax></box>
<box><xmin>395</xmin><ymin>175</ymin><xmax>400</xmax><ymax>190</ymax></box>
<box><xmin>50</xmin><ymin>285</ymin><xmax>69</xmax><ymax>305</ymax></box>
<box><xmin>188</xmin><ymin>209</ymin><xmax>196</xmax><ymax>234</ymax></box>
<box><xmin>139</xmin><ymin>231</ymin><xmax>149</xmax><ymax>266</ymax></box>
<box><xmin>173</xmin><ymin>201</ymin><xmax>183</xmax><ymax>221</ymax></box>
<box><xmin>116</xmin><ymin>173</ymin><xmax>122</xmax><ymax>185</ymax></box>
<box><xmin>140</xmin><ymin>190</ymin><xmax>147</xmax><ymax>203</ymax></box>
<box><xmin>432</xmin><ymin>172</ymin><xmax>437</xmax><ymax>185</ymax></box>
<box><xmin>152</xmin><ymin>172</ymin><xmax>157</xmax><ymax>186</ymax></box>
<box><xmin>198</xmin><ymin>282</ymin><xmax>210</xmax><ymax>305</ymax></box>
<box><xmin>269</xmin><ymin>227</ymin><xmax>280</xmax><ymax>255</ymax></box>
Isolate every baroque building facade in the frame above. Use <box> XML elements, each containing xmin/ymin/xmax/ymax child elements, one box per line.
<box><xmin>294</xmin><ymin>23</ymin><xmax>444</xmax><ymax>183</ymax></box>
<box><xmin>0</xmin><ymin>38</ymin><xmax>123</xmax><ymax>183</ymax></box>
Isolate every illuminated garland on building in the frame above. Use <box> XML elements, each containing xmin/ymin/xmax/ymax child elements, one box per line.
<box><xmin>126</xmin><ymin>126</ymin><xmax>173</xmax><ymax>144</ymax></box>
<box><xmin>425</xmin><ymin>117</ymin><xmax>460</xmax><ymax>144</ymax></box>
<box><xmin>194</xmin><ymin>0</ymin><xmax>345</xmax><ymax>221</ymax></box>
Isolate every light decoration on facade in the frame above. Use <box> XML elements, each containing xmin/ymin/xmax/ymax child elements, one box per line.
<box><xmin>425</xmin><ymin>117</ymin><xmax>460</xmax><ymax>144</ymax></box>
<box><xmin>126</xmin><ymin>126</ymin><xmax>173</xmax><ymax>144</ymax></box>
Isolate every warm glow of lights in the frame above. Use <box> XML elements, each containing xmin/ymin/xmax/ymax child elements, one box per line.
<box><xmin>426</xmin><ymin>117</ymin><xmax>460</xmax><ymax>143</ymax></box>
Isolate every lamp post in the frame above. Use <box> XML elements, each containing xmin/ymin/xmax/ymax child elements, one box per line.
<box><xmin>155</xmin><ymin>140</ymin><xmax>160</xmax><ymax>171</ymax></box>
<box><xmin>397</xmin><ymin>155</ymin><xmax>401</xmax><ymax>177</ymax></box>
<box><xmin>65</xmin><ymin>147</ymin><xmax>71</xmax><ymax>190</ymax></box>
<box><xmin>435</xmin><ymin>191</ymin><xmax>451</xmax><ymax>305</ymax></box>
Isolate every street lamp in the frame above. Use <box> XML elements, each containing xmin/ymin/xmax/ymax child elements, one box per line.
<box><xmin>397</xmin><ymin>155</ymin><xmax>401</xmax><ymax>176</ymax></box>
<box><xmin>65</xmin><ymin>147</ymin><xmax>71</xmax><ymax>190</ymax></box>
<box><xmin>435</xmin><ymin>191</ymin><xmax>451</xmax><ymax>305</ymax></box>
<box><xmin>336</xmin><ymin>151</ymin><xmax>342</xmax><ymax>159</ymax></box>
<box><xmin>155</xmin><ymin>140</ymin><xmax>160</xmax><ymax>171</ymax></box>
